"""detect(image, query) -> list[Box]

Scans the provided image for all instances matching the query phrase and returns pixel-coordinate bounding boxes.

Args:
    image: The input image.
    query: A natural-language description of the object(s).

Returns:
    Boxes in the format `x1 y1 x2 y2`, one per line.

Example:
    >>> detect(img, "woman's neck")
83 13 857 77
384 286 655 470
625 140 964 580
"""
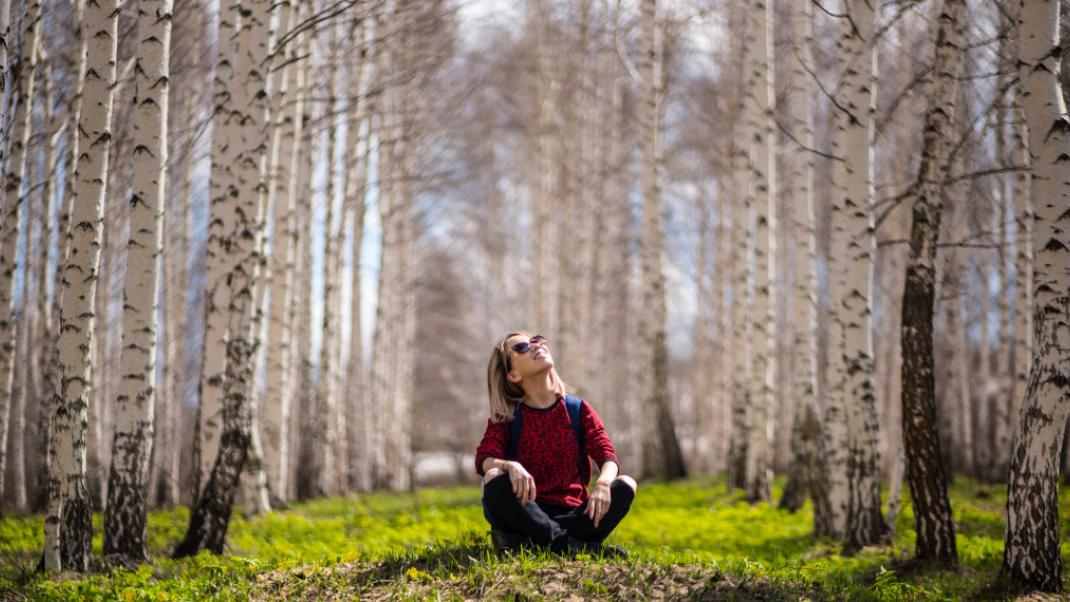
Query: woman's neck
521 372 559 409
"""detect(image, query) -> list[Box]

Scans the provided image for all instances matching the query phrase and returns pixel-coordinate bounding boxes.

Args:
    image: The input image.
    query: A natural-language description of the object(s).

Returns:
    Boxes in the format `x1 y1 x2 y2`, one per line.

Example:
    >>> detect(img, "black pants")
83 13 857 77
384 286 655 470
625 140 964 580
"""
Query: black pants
481 473 634 552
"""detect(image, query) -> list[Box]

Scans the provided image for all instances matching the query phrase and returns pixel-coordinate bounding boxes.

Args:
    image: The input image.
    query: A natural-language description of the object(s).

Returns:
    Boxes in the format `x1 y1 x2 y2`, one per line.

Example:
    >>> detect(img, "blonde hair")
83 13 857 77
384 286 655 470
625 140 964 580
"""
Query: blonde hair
486 330 568 423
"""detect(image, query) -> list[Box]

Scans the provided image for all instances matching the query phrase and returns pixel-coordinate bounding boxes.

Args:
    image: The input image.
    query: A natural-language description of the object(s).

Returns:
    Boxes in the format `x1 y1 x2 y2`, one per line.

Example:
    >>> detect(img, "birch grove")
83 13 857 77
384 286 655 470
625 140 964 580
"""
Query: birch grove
0 0 1064 592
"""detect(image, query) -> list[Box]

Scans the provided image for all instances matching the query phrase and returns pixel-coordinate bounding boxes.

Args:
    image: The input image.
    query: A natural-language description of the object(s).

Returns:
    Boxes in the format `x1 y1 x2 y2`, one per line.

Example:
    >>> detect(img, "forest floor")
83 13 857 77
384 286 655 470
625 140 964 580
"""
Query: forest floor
1 478 1068 600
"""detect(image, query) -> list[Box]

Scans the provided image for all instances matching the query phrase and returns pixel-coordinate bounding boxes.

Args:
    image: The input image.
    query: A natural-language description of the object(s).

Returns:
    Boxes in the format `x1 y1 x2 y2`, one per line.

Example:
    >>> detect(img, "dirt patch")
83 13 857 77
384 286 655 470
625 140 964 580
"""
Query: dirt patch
250 559 830 601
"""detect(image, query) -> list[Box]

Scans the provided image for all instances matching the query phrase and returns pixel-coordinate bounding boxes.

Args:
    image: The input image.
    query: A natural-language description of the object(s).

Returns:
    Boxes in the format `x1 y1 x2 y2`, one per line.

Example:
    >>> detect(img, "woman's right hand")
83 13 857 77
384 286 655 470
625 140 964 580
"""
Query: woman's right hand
504 461 536 504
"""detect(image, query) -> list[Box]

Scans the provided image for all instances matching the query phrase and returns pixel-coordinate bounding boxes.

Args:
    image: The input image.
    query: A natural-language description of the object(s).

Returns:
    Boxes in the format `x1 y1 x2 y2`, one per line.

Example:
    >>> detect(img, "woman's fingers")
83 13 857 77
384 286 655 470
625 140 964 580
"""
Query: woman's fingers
526 477 537 504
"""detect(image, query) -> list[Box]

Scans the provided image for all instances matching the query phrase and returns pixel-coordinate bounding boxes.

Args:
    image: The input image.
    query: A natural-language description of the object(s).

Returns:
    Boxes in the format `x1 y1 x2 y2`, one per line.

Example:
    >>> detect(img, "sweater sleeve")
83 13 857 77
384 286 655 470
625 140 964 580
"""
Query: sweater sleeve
580 399 618 468
474 417 509 476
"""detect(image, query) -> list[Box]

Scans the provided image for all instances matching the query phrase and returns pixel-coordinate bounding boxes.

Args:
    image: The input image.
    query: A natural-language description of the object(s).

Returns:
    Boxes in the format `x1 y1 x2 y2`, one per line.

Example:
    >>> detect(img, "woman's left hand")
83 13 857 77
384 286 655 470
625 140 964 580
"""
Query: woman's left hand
586 481 612 528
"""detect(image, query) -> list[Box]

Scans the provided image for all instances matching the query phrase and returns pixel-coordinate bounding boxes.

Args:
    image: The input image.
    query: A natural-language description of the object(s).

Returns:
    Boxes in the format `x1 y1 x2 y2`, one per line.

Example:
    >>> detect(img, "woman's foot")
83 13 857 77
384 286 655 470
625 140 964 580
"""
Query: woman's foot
563 537 629 559
490 529 529 553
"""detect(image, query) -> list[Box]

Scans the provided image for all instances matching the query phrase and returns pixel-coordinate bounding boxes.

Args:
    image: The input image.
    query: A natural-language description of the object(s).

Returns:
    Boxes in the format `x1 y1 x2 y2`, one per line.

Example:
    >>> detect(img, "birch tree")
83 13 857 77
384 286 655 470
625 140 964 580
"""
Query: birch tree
1002 0 1070 591
637 0 685 481
342 11 370 492
0 0 40 509
317 21 342 495
44 0 120 572
175 0 273 556
741 0 774 503
263 0 300 502
725 3 750 489
899 0 965 566
779 0 832 533
103 0 173 561
835 0 885 549
193 0 241 501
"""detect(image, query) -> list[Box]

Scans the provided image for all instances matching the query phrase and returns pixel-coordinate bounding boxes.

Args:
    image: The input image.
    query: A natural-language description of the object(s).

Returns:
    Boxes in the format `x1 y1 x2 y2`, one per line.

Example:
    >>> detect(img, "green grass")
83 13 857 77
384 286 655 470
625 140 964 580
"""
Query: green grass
1 478 1067 600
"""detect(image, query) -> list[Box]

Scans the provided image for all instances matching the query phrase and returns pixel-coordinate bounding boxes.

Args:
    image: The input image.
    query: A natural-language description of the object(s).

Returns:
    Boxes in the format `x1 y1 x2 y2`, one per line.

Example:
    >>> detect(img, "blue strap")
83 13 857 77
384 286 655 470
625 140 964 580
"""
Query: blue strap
505 395 589 481
505 404 523 460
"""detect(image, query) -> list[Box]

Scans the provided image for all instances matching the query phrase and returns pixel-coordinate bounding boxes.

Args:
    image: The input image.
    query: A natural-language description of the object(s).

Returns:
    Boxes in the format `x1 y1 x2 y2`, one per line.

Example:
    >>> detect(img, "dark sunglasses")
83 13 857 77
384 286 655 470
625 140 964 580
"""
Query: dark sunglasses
510 335 547 355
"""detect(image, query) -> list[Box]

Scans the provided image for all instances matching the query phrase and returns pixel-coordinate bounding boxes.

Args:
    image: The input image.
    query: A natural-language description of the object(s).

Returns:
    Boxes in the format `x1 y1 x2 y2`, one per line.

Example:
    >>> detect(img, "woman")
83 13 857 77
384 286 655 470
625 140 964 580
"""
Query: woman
475 330 637 557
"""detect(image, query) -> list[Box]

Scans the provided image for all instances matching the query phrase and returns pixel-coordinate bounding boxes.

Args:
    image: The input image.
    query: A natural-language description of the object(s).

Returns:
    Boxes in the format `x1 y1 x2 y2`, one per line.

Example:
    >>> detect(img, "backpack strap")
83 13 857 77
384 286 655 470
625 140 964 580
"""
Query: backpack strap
504 395 590 481
564 394 591 482
505 403 523 460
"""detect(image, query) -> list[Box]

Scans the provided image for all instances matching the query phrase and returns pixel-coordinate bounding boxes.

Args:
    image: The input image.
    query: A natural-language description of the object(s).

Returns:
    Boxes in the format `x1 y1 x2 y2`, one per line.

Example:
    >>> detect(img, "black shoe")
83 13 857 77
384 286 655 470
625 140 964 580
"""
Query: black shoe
598 543 629 559
562 537 629 560
490 530 528 553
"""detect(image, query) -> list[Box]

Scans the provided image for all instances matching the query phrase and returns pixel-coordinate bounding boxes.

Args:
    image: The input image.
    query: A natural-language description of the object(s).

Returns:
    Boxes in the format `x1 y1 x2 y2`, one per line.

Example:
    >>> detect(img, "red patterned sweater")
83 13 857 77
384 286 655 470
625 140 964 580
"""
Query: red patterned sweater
475 396 618 508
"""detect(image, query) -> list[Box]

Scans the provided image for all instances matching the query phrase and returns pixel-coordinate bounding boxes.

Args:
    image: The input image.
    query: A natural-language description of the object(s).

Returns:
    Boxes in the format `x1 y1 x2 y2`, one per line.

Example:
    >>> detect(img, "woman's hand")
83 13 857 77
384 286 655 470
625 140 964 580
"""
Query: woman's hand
504 461 537 504
586 480 612 528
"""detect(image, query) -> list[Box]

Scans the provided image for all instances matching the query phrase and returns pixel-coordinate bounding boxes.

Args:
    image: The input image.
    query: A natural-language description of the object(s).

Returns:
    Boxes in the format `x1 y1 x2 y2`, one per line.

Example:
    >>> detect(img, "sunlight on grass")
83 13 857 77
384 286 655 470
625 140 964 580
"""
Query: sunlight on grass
2 477 1068 600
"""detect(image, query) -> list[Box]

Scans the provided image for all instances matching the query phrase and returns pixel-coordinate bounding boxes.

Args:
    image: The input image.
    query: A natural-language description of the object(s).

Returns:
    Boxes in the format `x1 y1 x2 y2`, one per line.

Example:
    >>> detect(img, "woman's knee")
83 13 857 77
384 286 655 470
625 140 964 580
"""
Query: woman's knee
615 475 637 494
484 467 506 484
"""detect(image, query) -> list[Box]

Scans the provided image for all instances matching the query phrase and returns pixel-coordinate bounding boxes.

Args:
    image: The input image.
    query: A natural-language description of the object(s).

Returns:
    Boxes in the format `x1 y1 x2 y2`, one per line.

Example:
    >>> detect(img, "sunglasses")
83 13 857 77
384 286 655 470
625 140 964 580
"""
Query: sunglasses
510 335 547 355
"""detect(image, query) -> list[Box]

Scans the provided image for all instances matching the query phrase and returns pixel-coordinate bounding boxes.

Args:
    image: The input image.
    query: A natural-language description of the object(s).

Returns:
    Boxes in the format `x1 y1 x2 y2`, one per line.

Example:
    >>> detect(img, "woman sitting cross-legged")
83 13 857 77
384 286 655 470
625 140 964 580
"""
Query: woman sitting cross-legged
475 330 637 558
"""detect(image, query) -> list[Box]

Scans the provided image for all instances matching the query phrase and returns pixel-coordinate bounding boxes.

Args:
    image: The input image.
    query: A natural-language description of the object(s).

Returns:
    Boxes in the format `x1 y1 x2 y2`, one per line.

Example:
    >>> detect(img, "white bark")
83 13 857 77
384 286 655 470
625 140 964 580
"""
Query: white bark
742 0 774 503
263 0 300 502
1003 0 1070 591
44 0 86 570
318 24 341 495
636 0 684 480
822 0 854 537
46 0 120 572
175 0 273 555
836 0 884 548
1010 87 1033 450
0 0 40 509
342 12 370 492
103 0 172 559
194 0 241 501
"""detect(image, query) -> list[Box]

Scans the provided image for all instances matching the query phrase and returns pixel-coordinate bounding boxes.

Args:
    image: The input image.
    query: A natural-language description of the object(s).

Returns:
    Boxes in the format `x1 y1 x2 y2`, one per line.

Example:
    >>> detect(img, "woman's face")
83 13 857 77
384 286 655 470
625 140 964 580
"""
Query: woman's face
505 332 554 382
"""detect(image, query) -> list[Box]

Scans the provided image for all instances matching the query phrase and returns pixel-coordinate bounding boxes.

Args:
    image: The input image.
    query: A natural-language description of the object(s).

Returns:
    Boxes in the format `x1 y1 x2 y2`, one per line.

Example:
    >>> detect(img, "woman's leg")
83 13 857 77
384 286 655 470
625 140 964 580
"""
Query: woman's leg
481 471 572 551
554 476 636 544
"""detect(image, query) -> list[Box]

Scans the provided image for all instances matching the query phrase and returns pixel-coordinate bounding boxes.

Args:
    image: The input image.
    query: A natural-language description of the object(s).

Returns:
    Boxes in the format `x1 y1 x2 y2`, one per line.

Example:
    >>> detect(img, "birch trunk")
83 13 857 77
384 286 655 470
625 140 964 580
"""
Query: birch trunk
103 0 173 560
342 12 369 492
743 0 774 503
723 1 750 488
899 0 965 566
175 0 272 556
45 0 120 572
0 0 40 510
780 0 832 533
637 0 685 481
44 0 86 564
726 65 750 491
263 0 300 502
836 0 885 549
193 0 241 502
991 64 1013 480
1002 0 1070 591
1010 86 1032 464
317 27 340 494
